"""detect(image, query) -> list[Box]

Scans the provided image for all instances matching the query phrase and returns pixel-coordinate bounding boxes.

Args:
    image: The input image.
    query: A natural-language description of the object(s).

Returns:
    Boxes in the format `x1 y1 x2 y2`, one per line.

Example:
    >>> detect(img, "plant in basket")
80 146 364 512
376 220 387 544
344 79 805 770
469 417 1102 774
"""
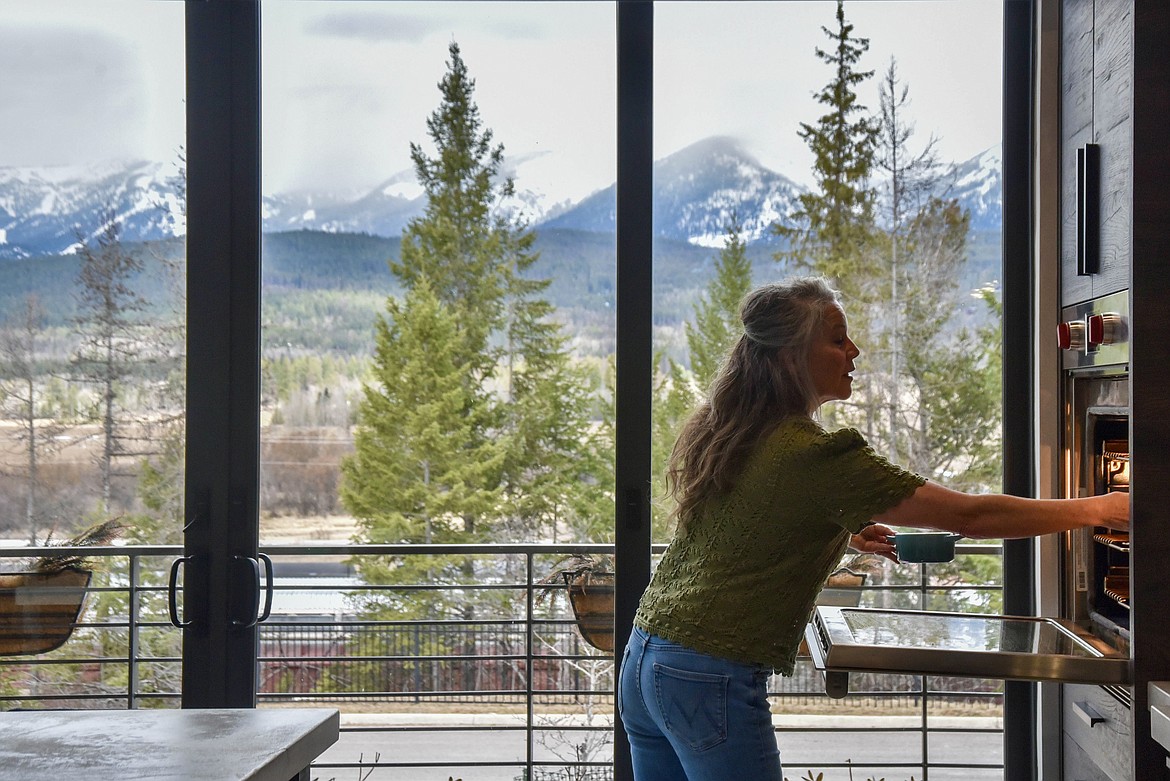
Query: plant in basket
0 519 125 656
536 553 615 653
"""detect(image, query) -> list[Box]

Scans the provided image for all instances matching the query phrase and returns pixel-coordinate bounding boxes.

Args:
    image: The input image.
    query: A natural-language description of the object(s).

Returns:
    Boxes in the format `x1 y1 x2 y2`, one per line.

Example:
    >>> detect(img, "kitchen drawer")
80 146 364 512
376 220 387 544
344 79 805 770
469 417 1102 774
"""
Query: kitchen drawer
1152 682 1170 770
1063 683 1132 781
1064 732 1116 781
1152 683 1170 753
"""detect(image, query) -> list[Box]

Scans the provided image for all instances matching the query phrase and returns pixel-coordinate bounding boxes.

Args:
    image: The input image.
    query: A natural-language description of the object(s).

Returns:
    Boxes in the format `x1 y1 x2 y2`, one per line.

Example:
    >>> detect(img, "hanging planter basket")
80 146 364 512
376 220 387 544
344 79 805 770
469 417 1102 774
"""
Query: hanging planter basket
0 567 92 656
563 570 615 653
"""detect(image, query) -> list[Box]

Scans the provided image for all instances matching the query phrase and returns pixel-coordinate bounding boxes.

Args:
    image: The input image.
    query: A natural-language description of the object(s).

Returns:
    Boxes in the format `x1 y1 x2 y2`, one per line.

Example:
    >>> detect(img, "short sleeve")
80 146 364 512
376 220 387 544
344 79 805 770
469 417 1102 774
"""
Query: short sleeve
798 426 926 533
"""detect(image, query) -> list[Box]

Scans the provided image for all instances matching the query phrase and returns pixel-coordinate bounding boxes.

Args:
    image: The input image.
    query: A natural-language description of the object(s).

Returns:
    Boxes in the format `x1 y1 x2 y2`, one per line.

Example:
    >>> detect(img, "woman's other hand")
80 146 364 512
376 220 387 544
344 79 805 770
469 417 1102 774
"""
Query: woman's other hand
850 523 898 563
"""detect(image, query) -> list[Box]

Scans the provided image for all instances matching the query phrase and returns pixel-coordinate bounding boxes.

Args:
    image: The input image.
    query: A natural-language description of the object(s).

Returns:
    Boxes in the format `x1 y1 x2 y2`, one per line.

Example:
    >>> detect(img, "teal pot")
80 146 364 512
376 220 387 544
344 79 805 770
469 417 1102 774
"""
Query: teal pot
892 532 963 563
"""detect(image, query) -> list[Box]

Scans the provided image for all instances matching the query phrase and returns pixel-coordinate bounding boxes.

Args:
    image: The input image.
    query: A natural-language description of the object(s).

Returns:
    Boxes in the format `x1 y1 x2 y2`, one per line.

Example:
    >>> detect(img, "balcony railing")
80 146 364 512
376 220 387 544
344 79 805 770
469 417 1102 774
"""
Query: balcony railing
0 542 1006 781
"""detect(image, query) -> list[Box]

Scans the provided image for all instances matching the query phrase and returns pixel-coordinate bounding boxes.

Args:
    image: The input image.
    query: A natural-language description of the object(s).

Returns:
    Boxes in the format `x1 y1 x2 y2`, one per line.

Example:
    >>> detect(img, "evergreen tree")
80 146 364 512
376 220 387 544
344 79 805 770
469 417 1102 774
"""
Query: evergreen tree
875 56 943 462
342 40 610 619
0 295 66 542
650 357 697 543
70 209 148 516
564 356 615 543
499 292 610 543
896 204 997 486
877 58 943 233
774 0 881 306
340 278 504 617
653 217 757 542
392 41 518 374
872 60 999 490
685 216 754 391
859 63 1002 610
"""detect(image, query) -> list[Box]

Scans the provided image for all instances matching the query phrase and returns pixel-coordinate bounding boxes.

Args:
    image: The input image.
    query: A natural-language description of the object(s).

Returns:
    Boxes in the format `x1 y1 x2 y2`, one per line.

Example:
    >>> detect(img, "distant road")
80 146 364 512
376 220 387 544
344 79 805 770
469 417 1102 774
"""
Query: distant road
307 713 1004 781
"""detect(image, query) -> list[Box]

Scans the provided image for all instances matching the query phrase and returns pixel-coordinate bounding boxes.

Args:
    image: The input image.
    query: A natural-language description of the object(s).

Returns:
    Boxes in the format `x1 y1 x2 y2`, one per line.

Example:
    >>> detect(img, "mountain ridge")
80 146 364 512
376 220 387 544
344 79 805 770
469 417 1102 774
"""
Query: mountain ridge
0 135 1002 260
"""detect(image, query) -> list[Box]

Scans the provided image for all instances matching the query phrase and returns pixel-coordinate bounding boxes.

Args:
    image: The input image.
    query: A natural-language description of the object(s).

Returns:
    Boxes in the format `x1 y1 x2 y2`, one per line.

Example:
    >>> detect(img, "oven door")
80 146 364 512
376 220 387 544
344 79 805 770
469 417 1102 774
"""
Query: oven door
805 606 1131 698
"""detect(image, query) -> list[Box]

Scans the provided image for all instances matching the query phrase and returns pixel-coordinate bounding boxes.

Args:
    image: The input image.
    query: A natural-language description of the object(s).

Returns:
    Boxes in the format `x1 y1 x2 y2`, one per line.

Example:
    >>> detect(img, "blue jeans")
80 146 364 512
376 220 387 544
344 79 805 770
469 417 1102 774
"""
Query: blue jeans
618 625 783 781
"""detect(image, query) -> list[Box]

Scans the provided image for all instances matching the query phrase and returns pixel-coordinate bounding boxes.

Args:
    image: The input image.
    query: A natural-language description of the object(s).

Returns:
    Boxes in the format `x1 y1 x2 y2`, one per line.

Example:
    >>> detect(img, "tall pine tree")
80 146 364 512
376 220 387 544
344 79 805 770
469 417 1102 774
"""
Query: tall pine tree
651 218 756 542
685 216 754 391
341 279 504 617
341 42 610 619
774 0 881 307
875 56 943 462
71 210 149 516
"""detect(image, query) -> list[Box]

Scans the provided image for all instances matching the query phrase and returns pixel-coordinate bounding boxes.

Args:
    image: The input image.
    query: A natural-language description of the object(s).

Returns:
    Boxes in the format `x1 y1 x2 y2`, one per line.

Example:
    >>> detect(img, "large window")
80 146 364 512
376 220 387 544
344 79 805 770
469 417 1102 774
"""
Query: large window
258 1 617 548
259 3 618 776
0 1 1014 778
651 0 1004 539
0 0 186 706
0 0 186 545
651 3 1005 778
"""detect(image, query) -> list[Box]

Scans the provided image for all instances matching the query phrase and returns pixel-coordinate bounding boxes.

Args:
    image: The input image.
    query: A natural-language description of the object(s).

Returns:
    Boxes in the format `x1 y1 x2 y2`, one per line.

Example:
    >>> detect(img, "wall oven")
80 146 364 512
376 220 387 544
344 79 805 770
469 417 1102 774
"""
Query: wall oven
1058 290 1135 781
1060 290 1130 667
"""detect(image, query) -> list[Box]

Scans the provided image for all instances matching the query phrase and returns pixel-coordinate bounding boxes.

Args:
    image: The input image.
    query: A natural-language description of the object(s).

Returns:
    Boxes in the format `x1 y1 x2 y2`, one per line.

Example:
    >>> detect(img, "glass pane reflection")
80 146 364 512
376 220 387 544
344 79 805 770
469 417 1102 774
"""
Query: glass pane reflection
841 611 1096 657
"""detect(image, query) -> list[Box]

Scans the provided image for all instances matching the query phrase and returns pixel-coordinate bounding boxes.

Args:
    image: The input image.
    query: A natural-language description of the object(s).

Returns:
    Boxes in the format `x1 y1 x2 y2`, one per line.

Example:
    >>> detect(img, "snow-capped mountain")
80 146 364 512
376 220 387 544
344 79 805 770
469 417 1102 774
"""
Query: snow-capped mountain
0 160 185 259
0 137 1003 260
946 145 1002 232
542 136 807 246
262 169 421 237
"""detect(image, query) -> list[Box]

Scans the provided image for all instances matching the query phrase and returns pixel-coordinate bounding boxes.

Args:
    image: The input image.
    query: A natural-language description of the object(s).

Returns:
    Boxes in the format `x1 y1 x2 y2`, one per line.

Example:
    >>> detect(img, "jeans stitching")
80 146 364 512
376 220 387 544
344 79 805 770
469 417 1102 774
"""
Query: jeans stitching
652 662 728 752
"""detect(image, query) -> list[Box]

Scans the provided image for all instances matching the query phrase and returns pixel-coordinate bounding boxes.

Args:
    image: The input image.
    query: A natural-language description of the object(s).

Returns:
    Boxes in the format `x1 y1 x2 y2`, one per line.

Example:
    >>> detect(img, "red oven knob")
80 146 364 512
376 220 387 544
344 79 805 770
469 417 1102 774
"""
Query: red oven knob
1058 320 1085 351
1086 312 1124 347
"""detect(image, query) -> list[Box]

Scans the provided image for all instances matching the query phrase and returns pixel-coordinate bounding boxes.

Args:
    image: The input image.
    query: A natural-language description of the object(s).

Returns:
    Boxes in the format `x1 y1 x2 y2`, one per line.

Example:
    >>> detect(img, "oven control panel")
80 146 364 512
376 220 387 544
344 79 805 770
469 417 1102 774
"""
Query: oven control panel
1059 289 1130 370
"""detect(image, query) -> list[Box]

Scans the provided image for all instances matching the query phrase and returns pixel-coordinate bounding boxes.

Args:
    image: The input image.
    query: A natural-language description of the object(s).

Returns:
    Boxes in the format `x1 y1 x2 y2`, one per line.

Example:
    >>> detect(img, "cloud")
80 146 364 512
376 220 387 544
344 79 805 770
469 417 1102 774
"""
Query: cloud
306 7 544 44
308 11 450 43
0 26 146 167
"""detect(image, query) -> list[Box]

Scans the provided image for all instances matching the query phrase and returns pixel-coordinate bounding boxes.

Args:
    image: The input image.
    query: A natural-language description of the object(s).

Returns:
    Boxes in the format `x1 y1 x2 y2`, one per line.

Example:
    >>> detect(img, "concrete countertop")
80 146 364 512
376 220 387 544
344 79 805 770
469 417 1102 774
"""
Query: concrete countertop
0 707 339 780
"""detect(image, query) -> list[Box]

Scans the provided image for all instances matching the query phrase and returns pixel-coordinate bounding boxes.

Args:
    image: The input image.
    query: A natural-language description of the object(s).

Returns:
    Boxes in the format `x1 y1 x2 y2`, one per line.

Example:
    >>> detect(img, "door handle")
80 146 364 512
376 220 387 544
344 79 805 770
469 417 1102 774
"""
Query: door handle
1077 142 1100 276
231 555 261 628
257 553 274 623
230 554 275 627
167 556 193 628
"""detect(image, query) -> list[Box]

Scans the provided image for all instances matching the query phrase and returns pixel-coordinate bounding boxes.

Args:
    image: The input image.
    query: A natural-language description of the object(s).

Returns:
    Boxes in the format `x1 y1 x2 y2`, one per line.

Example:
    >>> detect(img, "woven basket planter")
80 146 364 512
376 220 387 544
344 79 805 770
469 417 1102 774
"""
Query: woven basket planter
564 570 615 653
0 567 92 656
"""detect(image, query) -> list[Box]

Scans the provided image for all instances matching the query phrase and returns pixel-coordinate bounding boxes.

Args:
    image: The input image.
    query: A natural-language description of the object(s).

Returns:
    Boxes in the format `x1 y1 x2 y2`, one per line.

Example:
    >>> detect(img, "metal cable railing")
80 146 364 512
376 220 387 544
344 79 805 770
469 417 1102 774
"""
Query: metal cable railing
0 542 1006 780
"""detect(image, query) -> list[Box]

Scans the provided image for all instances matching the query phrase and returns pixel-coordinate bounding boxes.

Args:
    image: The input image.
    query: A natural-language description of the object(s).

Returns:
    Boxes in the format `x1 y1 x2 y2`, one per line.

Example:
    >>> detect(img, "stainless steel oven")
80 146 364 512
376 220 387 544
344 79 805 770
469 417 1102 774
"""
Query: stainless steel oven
1058 290 1135 781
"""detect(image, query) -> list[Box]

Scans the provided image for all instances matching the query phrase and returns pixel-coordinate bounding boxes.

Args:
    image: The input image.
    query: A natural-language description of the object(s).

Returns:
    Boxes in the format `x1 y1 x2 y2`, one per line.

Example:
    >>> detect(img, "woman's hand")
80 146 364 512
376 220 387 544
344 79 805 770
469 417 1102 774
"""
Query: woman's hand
1094 491 1130 531
850 523 898 563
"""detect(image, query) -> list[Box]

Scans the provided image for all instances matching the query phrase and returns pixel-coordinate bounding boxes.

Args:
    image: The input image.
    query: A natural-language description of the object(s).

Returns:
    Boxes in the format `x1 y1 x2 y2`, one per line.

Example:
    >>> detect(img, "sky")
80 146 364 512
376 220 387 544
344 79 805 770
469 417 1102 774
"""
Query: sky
0 0 1002 205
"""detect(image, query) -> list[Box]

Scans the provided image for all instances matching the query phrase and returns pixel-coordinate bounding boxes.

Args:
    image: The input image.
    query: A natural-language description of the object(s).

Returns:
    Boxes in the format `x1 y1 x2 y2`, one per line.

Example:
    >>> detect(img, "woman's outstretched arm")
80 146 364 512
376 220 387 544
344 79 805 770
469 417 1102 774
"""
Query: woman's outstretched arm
872 480 1129 539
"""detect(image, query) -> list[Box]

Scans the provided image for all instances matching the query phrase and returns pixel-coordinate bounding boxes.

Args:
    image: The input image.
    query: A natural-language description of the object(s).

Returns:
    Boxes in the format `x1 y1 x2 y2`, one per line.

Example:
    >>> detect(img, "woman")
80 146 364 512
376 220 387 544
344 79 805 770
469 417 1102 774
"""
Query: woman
617 276 1128 781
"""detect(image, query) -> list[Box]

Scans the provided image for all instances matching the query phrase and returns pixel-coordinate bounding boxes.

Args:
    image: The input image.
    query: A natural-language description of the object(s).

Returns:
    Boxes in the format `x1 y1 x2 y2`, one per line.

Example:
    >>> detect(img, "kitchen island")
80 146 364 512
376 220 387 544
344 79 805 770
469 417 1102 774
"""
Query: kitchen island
0 707 339 780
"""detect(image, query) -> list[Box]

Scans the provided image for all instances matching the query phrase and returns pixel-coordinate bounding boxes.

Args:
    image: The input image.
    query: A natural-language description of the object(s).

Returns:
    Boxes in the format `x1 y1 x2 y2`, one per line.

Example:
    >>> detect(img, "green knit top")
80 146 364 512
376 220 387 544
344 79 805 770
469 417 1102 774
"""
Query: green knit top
634 415 925 675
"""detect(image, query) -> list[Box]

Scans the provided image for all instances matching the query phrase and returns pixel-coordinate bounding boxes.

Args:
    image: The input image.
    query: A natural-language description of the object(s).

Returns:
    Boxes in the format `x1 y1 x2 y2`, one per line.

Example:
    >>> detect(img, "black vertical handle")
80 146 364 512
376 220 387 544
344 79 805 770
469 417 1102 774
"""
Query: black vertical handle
256 552 274 624
167 556 193 628
1077 142 1100 276
228 554 274 628
231 555 261 628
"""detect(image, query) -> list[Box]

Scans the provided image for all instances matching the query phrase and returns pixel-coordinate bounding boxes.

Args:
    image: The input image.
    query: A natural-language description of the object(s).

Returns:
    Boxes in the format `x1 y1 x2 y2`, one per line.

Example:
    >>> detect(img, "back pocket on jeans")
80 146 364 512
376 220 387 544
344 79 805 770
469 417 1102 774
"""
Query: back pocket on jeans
652 663 728 751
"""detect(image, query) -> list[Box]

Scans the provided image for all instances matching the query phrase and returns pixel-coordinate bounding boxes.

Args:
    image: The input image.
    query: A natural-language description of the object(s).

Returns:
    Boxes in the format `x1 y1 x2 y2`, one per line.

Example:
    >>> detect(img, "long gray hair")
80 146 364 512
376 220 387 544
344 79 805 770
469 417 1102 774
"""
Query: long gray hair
667 276 841 529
